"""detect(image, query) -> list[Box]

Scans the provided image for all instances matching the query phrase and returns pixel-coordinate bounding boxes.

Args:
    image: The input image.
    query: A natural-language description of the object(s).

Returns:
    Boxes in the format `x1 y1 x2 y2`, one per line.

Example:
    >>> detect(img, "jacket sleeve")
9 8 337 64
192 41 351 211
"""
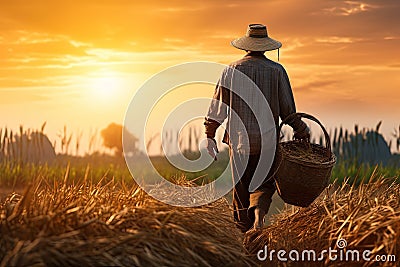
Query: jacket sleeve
204 79 229 138
278 67 307 133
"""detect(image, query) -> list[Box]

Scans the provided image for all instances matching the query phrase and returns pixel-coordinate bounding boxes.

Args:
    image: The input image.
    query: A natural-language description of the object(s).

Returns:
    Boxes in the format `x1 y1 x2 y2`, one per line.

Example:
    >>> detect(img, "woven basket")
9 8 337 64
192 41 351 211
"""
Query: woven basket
274 113 336 207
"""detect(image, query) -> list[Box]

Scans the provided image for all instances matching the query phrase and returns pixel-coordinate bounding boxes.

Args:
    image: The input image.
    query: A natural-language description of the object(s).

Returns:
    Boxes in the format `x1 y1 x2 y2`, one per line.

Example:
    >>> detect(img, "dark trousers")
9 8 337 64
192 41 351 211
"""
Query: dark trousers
230 151 276 233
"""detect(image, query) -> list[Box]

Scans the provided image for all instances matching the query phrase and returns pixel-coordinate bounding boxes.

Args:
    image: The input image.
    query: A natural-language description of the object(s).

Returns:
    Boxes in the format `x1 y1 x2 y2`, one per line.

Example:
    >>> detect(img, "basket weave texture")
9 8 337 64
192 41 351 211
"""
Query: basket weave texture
274 113 336 207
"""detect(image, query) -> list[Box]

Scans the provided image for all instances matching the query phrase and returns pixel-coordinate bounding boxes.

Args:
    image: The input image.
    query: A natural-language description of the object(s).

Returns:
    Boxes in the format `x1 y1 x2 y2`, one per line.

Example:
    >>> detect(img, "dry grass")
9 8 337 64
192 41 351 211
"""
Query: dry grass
0 177 255 267
280 141 333 164
244 176 400 266
1 164 399 266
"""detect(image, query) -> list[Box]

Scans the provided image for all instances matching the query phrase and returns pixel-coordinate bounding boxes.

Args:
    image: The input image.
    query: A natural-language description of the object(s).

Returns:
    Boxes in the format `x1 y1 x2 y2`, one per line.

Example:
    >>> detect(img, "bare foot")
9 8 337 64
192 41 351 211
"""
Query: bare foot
253 207 266 230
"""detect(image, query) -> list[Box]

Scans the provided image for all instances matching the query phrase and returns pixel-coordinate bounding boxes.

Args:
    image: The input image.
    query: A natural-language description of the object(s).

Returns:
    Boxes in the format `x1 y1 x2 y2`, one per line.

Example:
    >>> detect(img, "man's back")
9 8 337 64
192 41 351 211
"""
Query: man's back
209 51 299 153
228 51 296 129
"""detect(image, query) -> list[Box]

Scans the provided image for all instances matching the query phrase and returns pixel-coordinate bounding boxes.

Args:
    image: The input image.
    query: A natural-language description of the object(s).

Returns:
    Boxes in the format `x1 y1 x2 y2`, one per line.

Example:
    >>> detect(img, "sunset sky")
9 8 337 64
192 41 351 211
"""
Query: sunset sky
0 0 399 154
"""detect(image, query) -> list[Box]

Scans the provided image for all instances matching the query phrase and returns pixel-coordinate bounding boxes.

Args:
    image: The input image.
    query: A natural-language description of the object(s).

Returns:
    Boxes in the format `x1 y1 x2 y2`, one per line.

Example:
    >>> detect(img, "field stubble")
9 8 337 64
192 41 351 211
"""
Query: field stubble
0 172 255 266
0 162 399 266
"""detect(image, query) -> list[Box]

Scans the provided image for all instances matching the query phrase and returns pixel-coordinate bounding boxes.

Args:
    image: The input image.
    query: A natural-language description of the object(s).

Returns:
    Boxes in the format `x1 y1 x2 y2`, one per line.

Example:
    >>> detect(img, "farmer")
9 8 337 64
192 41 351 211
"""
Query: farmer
204 24 309 233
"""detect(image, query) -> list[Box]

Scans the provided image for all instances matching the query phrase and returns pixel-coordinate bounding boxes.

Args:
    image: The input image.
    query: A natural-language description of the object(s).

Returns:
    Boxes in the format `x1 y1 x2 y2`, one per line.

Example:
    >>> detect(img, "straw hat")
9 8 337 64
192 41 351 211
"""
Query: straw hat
231 24 282 52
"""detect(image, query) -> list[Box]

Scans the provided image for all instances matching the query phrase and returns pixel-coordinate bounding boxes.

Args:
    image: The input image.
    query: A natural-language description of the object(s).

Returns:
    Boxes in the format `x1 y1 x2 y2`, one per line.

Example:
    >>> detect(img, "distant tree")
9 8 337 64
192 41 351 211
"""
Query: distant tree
100 123 139 156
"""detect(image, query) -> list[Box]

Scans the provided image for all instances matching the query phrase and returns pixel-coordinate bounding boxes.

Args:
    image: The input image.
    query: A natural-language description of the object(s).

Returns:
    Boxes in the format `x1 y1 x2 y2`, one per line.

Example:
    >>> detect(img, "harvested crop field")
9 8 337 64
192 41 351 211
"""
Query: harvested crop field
0 178 254 266
1 172 399 266
244 176 400 266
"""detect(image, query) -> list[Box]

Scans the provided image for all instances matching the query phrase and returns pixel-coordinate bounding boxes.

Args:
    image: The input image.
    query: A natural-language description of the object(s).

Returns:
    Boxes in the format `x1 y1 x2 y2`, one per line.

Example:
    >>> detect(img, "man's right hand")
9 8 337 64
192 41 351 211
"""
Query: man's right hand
206 138 219 160
294 126 310 140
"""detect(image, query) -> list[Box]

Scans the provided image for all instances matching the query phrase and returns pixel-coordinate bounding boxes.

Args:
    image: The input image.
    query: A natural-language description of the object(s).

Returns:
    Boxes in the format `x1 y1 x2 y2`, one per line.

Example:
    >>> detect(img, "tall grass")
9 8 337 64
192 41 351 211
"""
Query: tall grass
1 121 399 188
0 123 52 164
147 125 203 156
0 160 134 189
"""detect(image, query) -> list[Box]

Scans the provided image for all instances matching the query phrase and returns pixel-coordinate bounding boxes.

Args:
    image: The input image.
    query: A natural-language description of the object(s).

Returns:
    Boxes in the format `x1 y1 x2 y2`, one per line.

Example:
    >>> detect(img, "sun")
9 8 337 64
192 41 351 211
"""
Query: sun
91 76 122 99
86 71 124 102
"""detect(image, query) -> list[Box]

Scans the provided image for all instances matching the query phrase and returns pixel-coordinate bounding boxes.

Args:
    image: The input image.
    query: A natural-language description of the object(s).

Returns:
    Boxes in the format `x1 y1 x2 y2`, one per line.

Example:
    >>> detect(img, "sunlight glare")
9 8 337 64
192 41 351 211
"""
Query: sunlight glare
91 76 122 100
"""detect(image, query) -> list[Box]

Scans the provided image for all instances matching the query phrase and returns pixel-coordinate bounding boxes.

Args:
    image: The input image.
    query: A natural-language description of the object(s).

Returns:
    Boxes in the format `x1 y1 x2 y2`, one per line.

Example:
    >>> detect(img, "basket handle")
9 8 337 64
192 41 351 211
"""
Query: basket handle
279 113 332 153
